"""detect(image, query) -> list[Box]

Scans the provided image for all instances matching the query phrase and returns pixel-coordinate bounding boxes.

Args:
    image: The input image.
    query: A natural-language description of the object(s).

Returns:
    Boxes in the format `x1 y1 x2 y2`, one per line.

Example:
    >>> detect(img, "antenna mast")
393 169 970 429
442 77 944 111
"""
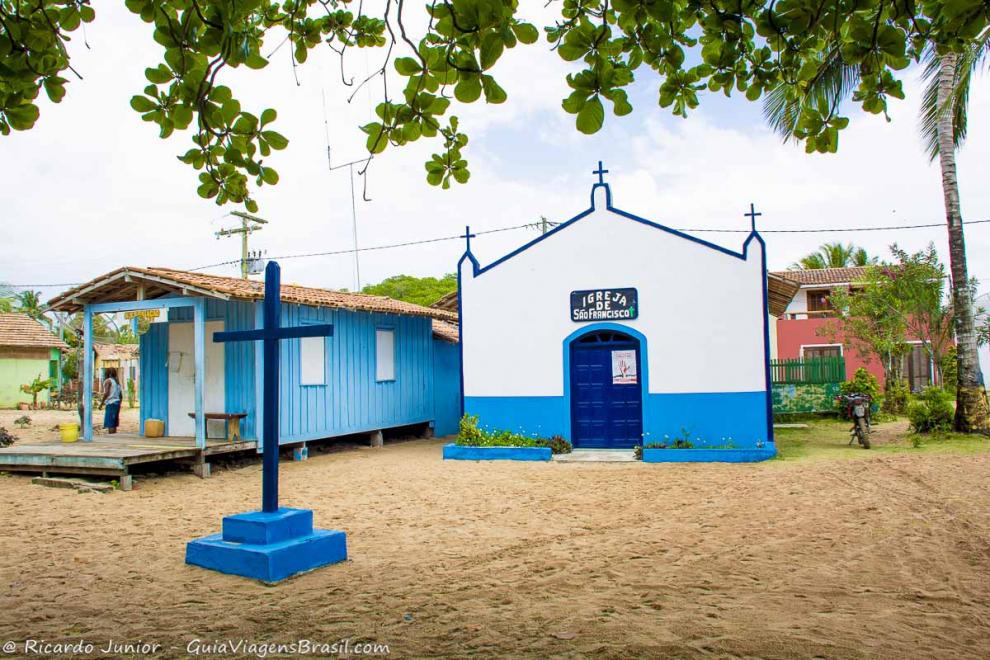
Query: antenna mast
323 87 366 292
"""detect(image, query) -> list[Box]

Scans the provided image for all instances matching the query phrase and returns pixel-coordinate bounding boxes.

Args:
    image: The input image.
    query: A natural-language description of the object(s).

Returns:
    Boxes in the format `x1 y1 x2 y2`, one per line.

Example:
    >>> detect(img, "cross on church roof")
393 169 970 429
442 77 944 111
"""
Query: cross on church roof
593 161 609 185
745 203 762 231
461 225 477 252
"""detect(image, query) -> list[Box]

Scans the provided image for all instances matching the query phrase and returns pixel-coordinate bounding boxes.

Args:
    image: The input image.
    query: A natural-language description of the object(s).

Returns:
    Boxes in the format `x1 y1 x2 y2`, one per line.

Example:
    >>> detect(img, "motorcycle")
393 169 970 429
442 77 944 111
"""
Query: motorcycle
837 393 872 449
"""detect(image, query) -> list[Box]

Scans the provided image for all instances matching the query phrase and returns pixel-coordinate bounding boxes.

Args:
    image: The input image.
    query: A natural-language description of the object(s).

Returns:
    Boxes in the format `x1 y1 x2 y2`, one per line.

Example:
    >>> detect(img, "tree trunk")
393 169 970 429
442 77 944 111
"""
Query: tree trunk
935 53 990 431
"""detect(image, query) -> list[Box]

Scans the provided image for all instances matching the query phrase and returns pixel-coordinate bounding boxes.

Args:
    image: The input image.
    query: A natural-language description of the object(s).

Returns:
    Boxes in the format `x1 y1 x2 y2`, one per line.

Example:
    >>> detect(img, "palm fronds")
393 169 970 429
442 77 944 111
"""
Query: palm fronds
920 33 989 162
763 45 860 142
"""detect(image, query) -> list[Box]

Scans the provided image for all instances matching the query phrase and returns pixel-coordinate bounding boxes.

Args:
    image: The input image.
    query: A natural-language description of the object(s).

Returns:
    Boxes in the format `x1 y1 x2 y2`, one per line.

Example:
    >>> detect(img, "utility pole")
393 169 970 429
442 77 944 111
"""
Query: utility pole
540 215 549 234
216 211 268 279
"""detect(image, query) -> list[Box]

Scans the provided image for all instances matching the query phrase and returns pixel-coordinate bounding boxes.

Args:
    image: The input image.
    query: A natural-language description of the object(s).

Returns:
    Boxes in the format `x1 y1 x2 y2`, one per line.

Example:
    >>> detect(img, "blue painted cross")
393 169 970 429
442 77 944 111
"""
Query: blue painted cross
745 203 762 231
213 261 334 513
593 161 609 184
461 225 477 252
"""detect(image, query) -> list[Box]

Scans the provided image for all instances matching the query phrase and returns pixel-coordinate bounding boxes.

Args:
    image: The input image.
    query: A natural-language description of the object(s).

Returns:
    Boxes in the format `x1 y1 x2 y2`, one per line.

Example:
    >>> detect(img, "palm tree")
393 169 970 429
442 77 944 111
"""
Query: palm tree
919 39 990 431
790 242 876 270
16 290 47 324
764 37 989 431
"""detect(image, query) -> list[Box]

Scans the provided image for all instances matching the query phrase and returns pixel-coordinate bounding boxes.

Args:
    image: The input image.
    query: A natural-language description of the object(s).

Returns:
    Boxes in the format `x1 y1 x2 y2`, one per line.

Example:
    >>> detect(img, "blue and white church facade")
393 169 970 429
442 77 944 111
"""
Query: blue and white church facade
458 166 775 457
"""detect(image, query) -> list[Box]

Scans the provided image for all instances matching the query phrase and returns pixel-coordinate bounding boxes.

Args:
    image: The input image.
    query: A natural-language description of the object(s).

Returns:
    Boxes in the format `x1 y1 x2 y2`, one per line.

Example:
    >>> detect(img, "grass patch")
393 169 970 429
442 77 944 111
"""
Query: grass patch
773 417 990 462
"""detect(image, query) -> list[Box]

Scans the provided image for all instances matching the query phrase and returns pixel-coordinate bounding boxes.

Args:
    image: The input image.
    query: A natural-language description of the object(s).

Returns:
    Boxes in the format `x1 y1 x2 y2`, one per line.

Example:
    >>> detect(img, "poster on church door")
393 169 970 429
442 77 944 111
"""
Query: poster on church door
611 350 637 384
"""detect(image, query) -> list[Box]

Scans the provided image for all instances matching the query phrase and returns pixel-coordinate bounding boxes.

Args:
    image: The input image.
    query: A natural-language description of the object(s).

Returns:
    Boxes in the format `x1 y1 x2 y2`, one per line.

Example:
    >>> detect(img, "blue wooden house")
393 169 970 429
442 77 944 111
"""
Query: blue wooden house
48 267 461 451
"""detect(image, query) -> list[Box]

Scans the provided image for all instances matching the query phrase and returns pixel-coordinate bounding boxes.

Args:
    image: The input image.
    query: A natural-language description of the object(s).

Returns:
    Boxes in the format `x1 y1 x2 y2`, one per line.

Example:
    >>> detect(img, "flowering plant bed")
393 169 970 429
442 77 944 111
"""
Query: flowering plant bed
446 416 569 461
641 447 776 463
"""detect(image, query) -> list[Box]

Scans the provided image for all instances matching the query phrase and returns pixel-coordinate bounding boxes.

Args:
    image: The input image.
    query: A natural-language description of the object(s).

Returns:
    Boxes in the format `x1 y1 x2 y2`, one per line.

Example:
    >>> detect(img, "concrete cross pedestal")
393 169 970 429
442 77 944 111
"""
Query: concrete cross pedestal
185 261 347 583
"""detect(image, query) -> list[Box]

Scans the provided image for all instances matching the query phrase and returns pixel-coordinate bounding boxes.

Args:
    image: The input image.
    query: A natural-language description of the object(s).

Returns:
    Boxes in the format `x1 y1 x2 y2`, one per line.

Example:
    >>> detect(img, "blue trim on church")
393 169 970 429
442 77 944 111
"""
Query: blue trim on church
464 391 773 450
474 181 764 278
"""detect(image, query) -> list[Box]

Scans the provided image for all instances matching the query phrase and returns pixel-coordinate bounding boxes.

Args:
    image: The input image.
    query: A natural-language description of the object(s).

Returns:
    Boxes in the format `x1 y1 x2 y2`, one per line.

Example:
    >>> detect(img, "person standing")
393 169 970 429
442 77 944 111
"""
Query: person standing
99 367 123 434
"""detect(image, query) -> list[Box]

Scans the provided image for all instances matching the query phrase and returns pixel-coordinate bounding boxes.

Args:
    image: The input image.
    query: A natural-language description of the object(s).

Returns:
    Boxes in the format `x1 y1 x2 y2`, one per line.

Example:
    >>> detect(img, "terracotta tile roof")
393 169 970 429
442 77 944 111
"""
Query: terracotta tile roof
771 267 869 286
766 274 800 318
0 313 69 350
432 291 458 313
432 319 459 343
47 266 458 322
94 342 140 361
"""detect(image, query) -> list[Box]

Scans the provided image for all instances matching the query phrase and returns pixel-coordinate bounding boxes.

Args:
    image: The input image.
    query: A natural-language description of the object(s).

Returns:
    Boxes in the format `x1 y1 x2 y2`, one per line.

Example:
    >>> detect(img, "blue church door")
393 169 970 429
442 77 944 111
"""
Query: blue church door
569 330 643 448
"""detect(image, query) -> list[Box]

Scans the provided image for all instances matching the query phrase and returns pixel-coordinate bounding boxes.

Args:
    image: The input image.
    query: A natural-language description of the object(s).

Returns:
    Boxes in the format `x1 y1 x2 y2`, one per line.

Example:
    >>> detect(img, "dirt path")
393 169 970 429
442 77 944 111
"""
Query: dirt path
1 439 989 658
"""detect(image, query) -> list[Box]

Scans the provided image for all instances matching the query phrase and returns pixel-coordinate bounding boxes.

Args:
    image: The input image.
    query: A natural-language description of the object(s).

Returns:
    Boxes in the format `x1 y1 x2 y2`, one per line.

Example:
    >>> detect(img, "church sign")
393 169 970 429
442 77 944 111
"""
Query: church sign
570 288 638 322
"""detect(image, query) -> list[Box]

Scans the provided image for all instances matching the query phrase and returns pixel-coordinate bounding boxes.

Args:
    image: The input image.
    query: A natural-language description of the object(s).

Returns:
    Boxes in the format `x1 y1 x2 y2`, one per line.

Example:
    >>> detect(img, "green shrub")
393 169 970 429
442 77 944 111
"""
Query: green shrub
837 368 882 418
883 379 910 415
458 414 487 445
839 367 881 400
633 445 643 460
638 441 692 453
941 345 958 393
0 427 13 448
541 435 572 455
907 387 954 434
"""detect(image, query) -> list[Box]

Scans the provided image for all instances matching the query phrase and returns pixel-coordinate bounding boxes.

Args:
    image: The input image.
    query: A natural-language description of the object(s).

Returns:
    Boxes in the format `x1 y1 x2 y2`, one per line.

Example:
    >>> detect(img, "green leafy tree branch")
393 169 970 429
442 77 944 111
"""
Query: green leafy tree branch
2 0 989 207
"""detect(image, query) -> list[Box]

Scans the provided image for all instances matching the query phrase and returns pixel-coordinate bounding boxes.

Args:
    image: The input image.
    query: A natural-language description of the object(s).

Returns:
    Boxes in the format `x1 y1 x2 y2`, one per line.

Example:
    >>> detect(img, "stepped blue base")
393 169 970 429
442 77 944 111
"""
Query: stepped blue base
443 443 552 461
186 507 346 583
642 447 776 463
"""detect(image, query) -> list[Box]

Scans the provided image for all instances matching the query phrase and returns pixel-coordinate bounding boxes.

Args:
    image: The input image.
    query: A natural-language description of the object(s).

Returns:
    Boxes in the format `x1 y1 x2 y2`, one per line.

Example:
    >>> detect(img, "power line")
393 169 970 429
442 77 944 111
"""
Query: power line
8 217 990 288
685 219 990 234
188 216 990 270
187 222 541 272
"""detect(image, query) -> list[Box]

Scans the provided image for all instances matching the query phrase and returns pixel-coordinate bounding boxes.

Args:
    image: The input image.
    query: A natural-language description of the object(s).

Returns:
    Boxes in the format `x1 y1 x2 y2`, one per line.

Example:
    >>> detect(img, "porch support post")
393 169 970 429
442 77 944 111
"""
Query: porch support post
194 297 206 449
83 306 94 441
254 301 264 451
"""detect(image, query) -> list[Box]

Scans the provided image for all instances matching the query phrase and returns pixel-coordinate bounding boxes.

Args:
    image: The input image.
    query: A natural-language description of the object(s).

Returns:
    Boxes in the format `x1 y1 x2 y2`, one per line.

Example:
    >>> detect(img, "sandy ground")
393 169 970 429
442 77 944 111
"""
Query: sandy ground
1 430 989 657
0 407 141 443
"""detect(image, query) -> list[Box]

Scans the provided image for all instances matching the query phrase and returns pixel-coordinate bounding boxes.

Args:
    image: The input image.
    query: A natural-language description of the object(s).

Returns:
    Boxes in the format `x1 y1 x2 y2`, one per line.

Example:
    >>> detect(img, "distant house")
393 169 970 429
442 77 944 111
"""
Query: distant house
0 313 69 408
94 342 141 391
774 267 934 390
48 267 462 443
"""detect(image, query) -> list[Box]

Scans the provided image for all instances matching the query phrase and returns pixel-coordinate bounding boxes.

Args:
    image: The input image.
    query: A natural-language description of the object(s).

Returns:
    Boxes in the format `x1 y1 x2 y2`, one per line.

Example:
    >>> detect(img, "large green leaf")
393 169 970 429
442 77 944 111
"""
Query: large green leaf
576 95 605 134
454 76 482 103
480 33 504 70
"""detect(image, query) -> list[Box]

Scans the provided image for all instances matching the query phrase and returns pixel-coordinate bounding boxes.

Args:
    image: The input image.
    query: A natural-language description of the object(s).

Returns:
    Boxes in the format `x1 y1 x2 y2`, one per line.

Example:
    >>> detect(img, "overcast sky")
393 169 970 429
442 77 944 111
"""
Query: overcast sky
2 3 988 302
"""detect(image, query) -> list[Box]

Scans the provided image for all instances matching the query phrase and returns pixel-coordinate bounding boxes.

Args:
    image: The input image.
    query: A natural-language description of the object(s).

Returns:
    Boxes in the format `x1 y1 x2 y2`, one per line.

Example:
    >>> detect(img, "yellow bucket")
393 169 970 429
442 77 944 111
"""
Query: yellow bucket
144 419 165 438
59 423 79 443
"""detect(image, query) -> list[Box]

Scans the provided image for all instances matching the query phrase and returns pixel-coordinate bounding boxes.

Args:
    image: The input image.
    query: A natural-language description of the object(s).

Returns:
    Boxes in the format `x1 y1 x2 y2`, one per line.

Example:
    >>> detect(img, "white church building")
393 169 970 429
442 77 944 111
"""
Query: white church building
457 165 775 459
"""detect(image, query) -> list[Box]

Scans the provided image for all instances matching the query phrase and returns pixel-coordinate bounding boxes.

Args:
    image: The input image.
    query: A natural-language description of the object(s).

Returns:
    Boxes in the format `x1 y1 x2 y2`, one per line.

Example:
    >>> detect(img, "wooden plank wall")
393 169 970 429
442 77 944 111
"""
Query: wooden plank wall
432 339 461 437
144 299 438 444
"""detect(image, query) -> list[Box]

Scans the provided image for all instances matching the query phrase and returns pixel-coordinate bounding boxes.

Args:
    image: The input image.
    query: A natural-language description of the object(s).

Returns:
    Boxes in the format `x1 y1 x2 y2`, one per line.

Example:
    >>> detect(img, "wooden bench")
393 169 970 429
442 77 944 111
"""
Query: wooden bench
187 412 248 442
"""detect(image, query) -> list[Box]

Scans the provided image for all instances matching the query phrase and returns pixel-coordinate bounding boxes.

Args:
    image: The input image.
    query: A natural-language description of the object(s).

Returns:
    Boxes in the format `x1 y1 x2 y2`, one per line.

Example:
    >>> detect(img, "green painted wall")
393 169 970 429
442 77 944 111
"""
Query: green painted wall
0 358 51 408
772 382 841 415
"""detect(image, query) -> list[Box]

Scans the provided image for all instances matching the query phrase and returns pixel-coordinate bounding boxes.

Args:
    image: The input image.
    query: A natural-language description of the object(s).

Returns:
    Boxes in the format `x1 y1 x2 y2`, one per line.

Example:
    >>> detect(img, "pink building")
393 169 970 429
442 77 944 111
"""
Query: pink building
773 267 935 391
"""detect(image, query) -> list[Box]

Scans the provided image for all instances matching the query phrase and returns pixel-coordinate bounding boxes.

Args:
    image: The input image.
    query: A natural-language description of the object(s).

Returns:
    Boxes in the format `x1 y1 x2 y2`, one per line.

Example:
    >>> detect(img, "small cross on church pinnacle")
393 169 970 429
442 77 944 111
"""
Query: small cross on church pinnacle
461 225 477 252
593 161 609 185
745 203 762 231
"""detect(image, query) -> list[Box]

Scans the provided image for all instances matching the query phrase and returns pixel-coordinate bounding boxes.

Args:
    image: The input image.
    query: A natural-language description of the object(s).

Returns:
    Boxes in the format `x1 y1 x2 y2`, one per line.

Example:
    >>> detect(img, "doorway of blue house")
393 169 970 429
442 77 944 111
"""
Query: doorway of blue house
569 329 643 448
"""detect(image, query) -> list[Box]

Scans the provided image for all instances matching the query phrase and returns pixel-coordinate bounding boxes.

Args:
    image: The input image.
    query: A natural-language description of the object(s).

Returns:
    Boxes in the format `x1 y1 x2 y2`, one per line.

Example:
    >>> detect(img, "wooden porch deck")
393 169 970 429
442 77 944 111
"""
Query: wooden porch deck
0 435 257 490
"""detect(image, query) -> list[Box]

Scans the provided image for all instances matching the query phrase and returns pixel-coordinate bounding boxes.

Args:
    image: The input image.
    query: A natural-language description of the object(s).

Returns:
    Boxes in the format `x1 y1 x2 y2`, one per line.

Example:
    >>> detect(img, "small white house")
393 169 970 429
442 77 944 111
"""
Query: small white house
458 166 774 457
